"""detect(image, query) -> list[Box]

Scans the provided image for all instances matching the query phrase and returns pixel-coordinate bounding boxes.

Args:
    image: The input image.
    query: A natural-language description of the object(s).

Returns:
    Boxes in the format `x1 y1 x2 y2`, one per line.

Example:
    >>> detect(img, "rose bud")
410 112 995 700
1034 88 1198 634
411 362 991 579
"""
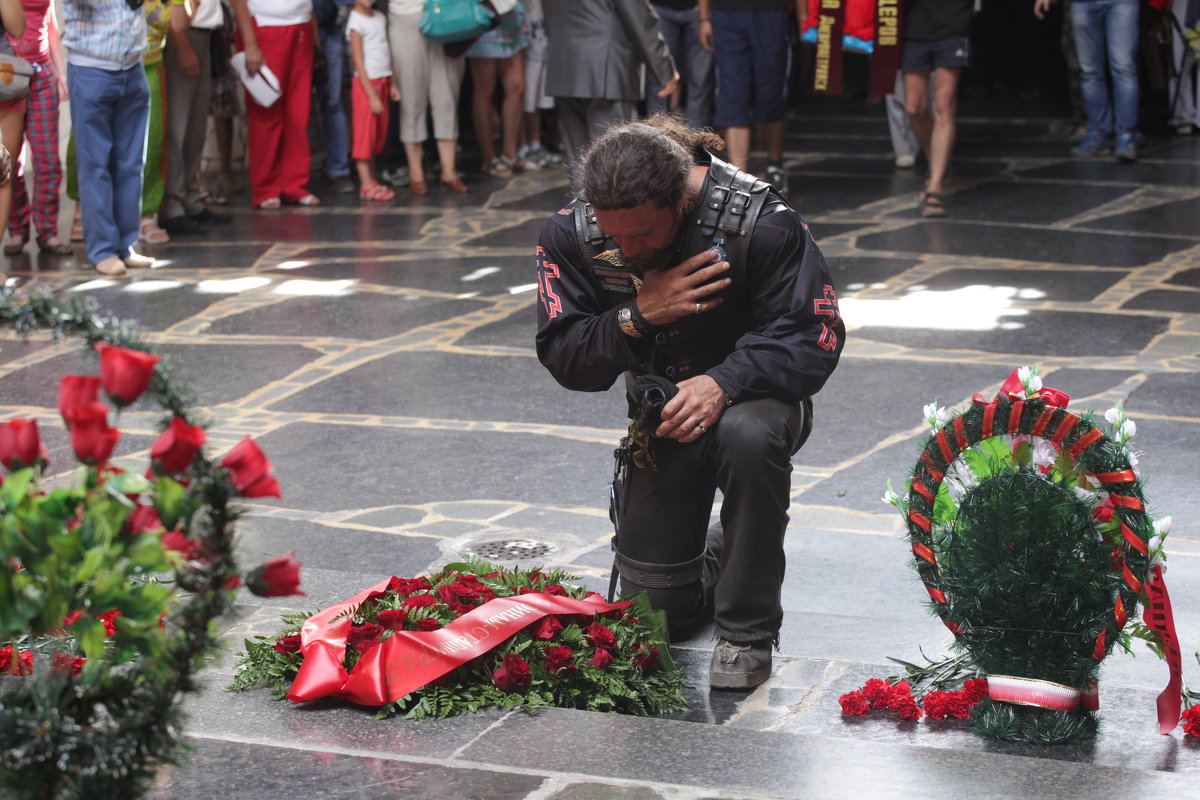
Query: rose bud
492 653 531 692
220 437 282 498
96 342 160 407
584 622 617 650
0 418 48 472
273 634 303 654
246 550 304 597
64 402 120 466
150 416 207 475
57 375 100 427
588 648 615 670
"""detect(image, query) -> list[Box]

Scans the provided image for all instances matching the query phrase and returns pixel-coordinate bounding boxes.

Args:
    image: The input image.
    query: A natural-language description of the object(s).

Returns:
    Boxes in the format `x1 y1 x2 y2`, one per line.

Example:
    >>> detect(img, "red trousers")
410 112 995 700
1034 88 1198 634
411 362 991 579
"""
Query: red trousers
244 21 314 205
351 77 390 160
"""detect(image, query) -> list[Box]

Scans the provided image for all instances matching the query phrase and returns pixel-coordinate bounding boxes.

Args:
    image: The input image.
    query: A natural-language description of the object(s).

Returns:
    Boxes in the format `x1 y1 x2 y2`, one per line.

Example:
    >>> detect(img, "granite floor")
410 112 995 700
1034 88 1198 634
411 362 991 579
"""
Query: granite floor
2 98 1199 800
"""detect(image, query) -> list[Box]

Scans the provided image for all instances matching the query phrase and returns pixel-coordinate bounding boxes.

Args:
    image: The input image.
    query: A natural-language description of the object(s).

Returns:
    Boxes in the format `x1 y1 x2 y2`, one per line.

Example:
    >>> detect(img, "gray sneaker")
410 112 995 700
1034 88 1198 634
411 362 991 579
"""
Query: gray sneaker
709 639 772 689
764 164 788 198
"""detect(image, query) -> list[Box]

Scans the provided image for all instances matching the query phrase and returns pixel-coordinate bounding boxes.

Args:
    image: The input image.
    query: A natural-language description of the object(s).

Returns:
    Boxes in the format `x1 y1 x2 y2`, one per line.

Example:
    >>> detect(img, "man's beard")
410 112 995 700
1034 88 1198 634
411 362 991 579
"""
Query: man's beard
622 215 687 273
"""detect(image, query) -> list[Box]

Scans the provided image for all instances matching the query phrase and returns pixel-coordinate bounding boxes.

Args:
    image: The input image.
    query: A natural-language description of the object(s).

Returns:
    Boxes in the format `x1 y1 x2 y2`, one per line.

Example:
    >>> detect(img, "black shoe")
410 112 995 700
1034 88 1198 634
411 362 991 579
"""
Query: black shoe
189 208 231 224
160 215 208 234
331 176 356 194
709 639 772 690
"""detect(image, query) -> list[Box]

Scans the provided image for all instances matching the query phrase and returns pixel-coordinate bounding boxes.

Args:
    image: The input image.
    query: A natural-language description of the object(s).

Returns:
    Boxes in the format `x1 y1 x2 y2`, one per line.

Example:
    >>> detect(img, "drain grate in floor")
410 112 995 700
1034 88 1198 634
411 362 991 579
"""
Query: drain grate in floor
466 538 555 561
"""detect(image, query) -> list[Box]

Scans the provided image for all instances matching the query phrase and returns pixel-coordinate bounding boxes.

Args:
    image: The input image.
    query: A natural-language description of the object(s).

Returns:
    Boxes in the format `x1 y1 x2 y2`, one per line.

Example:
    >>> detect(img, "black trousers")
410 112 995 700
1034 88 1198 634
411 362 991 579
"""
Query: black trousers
617 396 810 644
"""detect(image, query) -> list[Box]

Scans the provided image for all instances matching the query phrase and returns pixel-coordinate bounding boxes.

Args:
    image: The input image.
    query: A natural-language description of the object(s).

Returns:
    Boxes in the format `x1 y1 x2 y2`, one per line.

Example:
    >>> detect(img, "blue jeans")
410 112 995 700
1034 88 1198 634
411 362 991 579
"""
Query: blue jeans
646 4 715 129
68 63 149 264
1071 0 1139 140
317 24 351 179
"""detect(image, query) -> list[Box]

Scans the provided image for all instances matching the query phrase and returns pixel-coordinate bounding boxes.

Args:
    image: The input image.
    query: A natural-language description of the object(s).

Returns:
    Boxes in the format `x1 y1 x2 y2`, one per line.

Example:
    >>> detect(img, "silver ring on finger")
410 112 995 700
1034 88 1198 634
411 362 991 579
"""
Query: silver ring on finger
695 301 702 314
696 422 706 433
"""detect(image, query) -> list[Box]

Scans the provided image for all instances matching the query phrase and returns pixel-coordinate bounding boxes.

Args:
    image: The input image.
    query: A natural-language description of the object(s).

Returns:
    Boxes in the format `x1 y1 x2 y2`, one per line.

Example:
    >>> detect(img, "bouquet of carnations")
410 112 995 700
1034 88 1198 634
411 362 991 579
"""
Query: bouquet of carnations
229 557 688 720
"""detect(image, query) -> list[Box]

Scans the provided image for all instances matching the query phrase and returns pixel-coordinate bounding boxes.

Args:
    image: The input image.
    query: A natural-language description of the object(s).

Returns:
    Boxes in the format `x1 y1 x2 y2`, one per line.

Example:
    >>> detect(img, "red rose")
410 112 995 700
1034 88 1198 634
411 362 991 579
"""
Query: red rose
57 375 100 425
393 577 431 597
348 624 383 654
414 617 442 631
861 678 892 710
126 504 164 536
438 582 483 606
1182 706 1200 737
98 609 122 636
542 584 568 597
962 678 989 704
492 653 532 691
150 416 206 475
403 594 437 609
543 645 576 674
375 609 408 631
447 601 476 617
64 402 120 465
588 648 615 670
0 418 48 471
528 617 562 640
95 342 160 407
632 644 659 673
273 633 303 654
162 530 200 559
246 550 304 597
220 437 281 499
585 622 617 650
839 691 871 716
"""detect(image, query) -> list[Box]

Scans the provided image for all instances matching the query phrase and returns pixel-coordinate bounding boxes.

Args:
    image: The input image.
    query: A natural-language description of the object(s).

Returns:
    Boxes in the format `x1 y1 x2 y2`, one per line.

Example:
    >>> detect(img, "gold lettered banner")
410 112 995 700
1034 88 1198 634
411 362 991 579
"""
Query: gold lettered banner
868 0 904 97
813 0 847 94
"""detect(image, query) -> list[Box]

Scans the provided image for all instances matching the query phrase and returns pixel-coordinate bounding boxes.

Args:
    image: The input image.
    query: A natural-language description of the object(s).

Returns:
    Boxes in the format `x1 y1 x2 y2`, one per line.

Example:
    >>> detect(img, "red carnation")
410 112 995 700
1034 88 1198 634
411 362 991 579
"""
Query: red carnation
543 645 576 675
98 609 122 636
0 418 48 471
375 609 408 631
348 624 383 654
150 416 206 475
962 678 989 704
492 653 532 691
585 622 617 650
219 437 281 498
246 550 304 597
944 692 971 719
1182 706 1200 737
839 690 871 716
64 402 120 465
895 696 923 721
923 691 950 720
273 634 303 654
528 616 562 640
414 617 442 631
50 653 85 676
403 594 437 609
885 680 914 712
96 342 160 407
57 375 100 425
861 678 892 710
588 648 615 670
0 645 33 675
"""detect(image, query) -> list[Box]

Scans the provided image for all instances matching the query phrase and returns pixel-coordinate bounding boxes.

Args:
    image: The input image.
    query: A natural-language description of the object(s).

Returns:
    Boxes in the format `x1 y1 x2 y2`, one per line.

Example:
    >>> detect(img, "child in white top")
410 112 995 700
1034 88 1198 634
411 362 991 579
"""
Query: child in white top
347 0 400 200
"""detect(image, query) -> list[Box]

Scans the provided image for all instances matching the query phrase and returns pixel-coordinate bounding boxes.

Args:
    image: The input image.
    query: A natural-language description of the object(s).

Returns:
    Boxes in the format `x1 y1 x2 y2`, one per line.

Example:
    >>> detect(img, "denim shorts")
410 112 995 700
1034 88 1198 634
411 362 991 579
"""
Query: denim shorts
900 37 970 72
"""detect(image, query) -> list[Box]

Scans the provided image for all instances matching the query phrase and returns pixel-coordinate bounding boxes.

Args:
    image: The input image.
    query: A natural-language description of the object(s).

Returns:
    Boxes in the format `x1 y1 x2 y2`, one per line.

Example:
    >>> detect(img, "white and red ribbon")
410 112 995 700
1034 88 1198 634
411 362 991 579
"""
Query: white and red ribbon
987 675 1099 712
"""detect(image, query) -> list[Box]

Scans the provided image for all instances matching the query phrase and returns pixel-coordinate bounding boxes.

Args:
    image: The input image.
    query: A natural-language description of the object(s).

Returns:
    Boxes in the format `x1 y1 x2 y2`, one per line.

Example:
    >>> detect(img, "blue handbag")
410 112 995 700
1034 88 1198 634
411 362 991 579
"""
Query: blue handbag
418 0 495 44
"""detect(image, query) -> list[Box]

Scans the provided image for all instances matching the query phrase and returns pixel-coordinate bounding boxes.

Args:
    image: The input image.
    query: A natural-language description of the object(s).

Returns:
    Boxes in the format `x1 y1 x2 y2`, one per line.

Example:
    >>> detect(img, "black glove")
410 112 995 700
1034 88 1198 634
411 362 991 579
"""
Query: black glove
629 376 678 438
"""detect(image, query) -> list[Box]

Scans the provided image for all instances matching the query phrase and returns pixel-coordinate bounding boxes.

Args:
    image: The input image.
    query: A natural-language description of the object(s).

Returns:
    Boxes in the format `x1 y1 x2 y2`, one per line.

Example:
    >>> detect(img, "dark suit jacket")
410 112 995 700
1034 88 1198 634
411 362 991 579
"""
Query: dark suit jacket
543 0 676 101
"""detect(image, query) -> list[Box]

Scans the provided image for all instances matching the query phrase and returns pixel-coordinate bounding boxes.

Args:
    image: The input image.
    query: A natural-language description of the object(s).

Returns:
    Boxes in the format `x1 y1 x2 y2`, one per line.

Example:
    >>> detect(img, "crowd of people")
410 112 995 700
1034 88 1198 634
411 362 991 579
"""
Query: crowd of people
0 0 1196 275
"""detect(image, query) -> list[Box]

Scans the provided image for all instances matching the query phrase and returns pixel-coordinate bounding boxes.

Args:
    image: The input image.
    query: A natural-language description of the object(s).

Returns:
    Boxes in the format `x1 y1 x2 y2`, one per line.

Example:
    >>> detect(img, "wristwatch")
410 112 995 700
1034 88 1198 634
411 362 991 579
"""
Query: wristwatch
617 305 643 338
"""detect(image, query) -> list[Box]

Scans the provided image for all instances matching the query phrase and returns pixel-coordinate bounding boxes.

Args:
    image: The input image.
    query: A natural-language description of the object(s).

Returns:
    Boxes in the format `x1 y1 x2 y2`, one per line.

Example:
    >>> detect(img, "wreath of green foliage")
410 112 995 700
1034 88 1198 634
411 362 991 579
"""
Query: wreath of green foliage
229 555 688 720
0 291 243 799
899 394 1154 744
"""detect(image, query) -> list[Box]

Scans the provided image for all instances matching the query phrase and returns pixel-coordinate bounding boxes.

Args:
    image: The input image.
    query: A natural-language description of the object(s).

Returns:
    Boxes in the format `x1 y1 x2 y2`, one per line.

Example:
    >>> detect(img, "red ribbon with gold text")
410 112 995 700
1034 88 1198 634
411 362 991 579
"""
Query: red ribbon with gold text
288 578 634 706
1144 565 1183 734
868 0 904 97
812 0 847 94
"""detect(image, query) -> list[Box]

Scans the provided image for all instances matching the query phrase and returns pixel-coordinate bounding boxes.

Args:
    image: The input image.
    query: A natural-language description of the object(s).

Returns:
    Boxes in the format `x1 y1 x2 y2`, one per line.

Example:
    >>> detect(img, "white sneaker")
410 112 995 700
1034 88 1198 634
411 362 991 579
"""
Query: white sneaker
124 250 155 269
895 154 916 168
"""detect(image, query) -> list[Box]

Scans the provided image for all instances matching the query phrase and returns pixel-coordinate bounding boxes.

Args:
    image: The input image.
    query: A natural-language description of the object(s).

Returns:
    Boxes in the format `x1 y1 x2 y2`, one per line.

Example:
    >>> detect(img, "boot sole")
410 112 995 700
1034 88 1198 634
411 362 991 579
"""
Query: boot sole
709 664 772 690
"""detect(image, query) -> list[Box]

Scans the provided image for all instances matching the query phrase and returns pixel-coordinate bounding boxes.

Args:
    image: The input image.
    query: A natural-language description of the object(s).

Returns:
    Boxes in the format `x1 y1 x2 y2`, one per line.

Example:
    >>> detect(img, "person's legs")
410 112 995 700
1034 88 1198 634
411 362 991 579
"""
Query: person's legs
317 24 351 181
469 57 502 167
275 23 315 201
645 5 684 115
163 30 200 221
1105 0 1140 145
245 25 286 205
498 51 525 162
1071 0 1114 142
554 96 589 165
429 38 465 182
113 64 151 259
1 111 26 246
69 65 122 264
925 65 961 196
681 6 715 128
25 64 64 246
903 69 933 157
181 28 215 215
887 71 920 164
711 9 754 169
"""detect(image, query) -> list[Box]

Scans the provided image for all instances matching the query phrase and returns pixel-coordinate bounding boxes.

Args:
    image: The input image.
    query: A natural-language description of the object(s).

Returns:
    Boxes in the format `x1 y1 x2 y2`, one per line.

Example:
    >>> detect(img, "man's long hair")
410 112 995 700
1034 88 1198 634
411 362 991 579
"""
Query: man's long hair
577 113 725 211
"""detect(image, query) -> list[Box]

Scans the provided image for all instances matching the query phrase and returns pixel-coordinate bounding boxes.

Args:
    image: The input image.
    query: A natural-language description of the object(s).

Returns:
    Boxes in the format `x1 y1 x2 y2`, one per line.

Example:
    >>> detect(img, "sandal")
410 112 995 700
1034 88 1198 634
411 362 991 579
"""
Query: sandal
70 214 84 241
358 181 395 201
920 192 947 218
39 239 75 255
139 216 170 245
295 193 321 206
410 180 429 196
481 157 512 177
3 237 25 255
199 188 229 206
257 197 282 210
440 176 469 193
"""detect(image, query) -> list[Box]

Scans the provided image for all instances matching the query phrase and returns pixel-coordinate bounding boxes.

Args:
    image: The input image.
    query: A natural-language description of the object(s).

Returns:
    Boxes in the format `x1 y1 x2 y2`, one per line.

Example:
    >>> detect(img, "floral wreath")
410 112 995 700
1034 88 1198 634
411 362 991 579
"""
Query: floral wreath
883 367 1182 744
0 291 298 799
